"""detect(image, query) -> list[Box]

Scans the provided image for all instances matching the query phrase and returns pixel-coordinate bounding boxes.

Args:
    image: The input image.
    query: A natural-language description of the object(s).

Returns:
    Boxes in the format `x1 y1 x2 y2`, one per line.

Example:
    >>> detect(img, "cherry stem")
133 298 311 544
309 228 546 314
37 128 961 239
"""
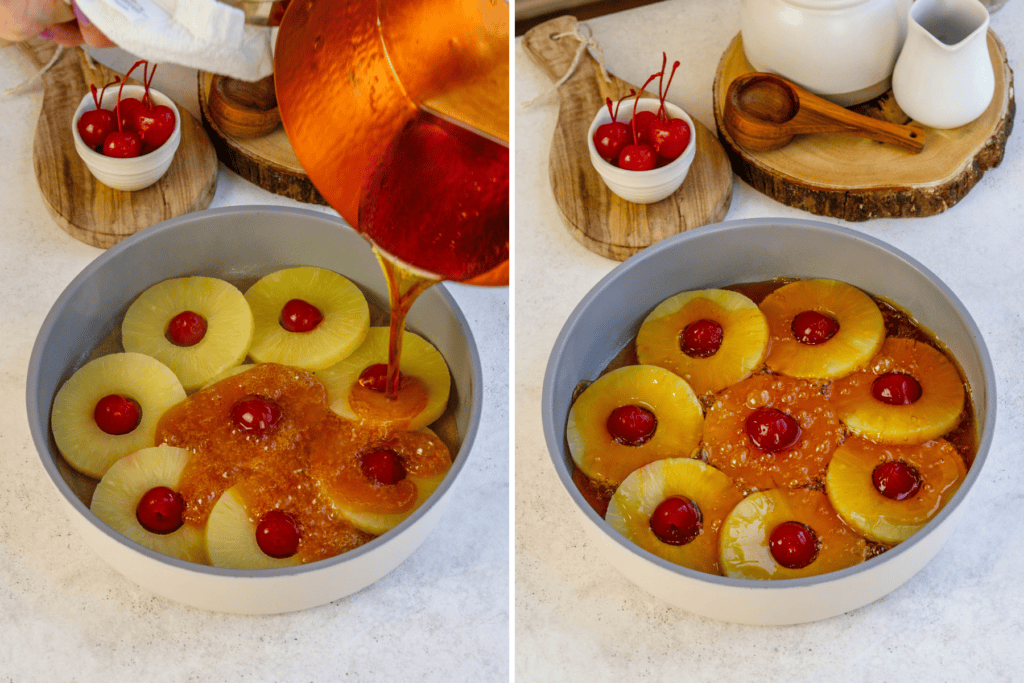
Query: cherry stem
656 52 667 118
659 61 681 119
613 89 635 122
144 62 158 107
90 84 99 109
115 60 146 133
605 97 615 120
631 73 661 144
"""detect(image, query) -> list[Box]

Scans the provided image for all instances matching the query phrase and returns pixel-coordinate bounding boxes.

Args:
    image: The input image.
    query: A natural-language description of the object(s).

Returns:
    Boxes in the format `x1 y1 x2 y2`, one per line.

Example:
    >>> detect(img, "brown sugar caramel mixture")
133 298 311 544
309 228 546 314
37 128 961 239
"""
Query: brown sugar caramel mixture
569 278 978 522
156 363 450 563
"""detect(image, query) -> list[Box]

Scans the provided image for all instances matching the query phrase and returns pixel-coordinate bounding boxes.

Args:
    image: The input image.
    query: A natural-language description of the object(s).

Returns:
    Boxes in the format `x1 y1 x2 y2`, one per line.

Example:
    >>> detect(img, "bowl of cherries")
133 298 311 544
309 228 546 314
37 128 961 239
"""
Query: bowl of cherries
73 60 181 192
588 58 696 204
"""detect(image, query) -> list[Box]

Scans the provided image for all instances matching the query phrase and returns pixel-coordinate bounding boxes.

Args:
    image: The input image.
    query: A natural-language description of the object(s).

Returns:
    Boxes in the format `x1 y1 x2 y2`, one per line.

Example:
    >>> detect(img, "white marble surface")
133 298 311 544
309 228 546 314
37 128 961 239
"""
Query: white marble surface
0 46 508 681
516 1 1024 680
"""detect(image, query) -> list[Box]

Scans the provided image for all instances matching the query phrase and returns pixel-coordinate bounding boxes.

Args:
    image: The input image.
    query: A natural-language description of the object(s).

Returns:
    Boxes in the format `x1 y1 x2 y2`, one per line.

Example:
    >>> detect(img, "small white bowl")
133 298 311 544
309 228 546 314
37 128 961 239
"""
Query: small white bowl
72 84 182 192
587 98 697 204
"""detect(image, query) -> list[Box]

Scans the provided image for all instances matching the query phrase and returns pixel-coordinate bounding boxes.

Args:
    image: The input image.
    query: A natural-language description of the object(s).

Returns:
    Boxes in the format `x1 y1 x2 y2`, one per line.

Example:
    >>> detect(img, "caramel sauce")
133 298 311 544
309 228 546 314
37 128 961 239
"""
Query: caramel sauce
349 376 431 426
570 277 978 520
155 363 450 563
309 416 451 515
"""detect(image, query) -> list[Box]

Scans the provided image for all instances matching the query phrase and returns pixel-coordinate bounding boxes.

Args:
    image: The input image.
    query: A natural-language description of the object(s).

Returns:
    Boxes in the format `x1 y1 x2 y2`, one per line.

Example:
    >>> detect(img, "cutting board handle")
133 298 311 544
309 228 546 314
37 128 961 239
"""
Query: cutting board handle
522 16 602 88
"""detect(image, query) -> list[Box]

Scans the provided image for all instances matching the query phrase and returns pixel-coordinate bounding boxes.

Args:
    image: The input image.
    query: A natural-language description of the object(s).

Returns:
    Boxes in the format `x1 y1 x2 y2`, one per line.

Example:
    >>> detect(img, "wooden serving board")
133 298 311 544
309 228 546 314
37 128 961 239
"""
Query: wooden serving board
522 16 733 261
713 32 1015 221
23 40 218 248
198 71 327 206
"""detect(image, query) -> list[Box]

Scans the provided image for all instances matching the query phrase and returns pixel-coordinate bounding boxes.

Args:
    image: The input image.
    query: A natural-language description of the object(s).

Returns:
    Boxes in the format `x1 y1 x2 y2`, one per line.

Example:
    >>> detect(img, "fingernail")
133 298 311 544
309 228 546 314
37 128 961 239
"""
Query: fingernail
72 2 91 25
39 29 54 39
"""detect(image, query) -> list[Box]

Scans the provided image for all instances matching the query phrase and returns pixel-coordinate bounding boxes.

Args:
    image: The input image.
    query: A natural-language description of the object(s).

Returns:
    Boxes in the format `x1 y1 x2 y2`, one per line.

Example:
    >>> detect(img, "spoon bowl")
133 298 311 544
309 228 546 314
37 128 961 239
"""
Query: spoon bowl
723 73 925 153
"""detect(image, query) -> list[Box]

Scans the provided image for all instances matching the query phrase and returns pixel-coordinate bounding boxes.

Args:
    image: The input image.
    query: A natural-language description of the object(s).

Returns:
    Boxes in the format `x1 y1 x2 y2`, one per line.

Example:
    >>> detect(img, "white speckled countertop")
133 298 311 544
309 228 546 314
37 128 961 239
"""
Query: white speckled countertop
516 0 1024 680
0 47 507 681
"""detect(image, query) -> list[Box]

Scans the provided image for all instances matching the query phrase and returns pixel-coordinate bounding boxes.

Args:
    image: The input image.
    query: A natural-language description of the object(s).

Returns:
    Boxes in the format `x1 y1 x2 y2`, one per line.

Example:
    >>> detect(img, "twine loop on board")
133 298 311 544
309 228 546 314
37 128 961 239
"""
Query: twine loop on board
521 22 611 108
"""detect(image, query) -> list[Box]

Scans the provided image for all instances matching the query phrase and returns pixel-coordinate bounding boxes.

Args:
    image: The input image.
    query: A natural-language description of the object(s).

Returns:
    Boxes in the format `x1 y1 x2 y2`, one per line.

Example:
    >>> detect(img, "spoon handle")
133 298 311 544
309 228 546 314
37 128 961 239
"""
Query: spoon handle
789 80 926 153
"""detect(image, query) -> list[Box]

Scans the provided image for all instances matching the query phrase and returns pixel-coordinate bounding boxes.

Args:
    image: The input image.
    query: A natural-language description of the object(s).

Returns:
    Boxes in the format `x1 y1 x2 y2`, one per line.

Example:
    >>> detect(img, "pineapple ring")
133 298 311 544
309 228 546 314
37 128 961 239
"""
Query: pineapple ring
317 327 451 431
90 445 207 564
636 288 769 395
205 483 303 569
245 267 370 371
566 365 704 486
832 338 966 445
308 418 452 535
606 458 743 575
704 373 844 493
121 276 254 392
719 488 867 580
760 279 886 380
200 363 255 390
51 352 187 478
826 437 966 545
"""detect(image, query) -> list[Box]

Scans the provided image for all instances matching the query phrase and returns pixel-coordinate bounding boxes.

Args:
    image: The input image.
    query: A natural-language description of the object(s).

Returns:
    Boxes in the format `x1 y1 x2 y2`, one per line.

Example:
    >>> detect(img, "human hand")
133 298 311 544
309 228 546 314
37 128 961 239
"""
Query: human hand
1 0 116 48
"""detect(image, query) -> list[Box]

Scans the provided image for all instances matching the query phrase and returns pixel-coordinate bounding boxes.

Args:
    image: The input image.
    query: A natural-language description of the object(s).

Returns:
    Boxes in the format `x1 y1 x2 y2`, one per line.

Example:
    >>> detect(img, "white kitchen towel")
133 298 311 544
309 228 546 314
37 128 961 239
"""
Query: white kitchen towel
73 0 274 81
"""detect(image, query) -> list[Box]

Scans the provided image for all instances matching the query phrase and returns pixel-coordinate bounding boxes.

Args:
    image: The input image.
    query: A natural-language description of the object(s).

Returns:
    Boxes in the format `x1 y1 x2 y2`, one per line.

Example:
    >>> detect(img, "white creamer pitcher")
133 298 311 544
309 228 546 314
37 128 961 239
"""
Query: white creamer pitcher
892 0 994 129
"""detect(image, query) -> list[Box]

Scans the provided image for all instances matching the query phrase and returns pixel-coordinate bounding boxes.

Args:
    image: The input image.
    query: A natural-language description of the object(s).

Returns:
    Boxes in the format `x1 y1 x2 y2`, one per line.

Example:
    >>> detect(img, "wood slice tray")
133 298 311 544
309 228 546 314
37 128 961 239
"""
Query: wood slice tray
713 31 1014 221
197 71 326 206
523 16 733 261
23 41 218 249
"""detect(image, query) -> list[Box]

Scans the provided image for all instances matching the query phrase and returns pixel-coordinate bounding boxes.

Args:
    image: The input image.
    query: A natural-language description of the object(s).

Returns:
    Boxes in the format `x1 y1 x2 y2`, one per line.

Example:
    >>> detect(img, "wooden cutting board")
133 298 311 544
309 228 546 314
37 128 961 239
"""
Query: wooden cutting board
197 71 327 206
522 16 733 261
712 32 1015 221
22 40 218 248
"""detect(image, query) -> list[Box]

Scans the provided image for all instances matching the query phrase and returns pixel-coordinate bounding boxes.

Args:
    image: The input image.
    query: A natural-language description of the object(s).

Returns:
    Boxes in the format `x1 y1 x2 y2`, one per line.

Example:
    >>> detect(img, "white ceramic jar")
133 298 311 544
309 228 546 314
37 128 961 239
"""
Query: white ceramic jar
740 0 912 106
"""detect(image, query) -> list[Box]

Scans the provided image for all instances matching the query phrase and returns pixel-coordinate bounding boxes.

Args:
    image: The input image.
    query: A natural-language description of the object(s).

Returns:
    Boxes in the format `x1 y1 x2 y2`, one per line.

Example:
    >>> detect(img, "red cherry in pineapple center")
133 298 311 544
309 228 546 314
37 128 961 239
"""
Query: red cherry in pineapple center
872 372 922 405
166 310 207 346
256 509 301 558
358 363 404 393
745 406 802 453
135 486 185 534
279 298 323 333
649 496 702 546
680 318 724 358
792 310 839 345
361 449 408 486
606 404 657 446
230 395 283 436
873 461 922 501
769 521 819 569
94 394 141 435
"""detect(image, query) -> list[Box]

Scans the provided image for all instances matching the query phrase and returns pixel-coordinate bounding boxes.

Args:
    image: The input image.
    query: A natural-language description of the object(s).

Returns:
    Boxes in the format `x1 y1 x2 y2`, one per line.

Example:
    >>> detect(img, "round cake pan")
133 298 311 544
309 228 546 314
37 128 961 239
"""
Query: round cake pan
542 217 995 625
27 206 482 614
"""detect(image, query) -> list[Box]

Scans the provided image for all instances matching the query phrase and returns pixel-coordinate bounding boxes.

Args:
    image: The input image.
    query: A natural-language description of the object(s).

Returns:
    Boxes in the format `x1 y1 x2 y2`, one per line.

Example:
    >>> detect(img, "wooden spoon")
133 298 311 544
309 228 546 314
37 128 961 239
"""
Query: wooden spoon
723 72 925 153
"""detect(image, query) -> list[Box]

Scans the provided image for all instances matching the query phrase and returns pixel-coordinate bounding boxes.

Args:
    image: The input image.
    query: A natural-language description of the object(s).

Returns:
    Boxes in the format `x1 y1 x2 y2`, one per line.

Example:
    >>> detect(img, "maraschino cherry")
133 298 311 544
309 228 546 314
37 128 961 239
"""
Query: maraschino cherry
649 496 702 545
607 404 657 446
873 461 921 500
792 310 839 345
136 486 186 534
618 72 662 171
256 509 301 558
358 363 407 393
769 521 819 569
94 394 141 435
102 60 147 159
745 406 801 453
872 372 922 405
361 449 407 486
166 311 207 346
647 58 691 161
230 395 283 436
593 91 635 163
132 63 176 150
681 318 724 358
77 78 119 150
280 298 323 332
